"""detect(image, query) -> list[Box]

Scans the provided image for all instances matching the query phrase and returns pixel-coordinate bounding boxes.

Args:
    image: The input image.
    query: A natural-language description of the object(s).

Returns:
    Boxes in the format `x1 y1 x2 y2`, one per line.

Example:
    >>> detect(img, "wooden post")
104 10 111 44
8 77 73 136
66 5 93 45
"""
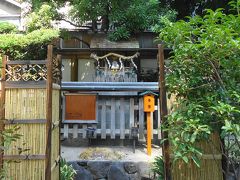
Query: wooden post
147 112 152 156
45 45 53 180
158 44 170 180
138 98 144 140
142 93 155 156
57 54 62 180
0 55 7 170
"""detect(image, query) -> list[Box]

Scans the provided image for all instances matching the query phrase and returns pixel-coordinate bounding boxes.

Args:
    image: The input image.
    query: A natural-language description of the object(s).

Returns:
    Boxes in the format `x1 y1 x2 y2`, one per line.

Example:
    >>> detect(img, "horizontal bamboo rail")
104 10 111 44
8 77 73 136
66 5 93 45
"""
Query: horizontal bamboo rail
6 60 47 64
3 155 46 160
3 119 47 124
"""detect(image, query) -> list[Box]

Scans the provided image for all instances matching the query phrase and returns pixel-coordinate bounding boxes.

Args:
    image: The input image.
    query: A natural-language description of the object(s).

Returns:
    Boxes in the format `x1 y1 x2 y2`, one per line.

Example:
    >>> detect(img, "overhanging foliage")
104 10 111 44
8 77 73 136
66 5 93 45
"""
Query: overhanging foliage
157 0 240 177
0 29 59 60
23 0 176 41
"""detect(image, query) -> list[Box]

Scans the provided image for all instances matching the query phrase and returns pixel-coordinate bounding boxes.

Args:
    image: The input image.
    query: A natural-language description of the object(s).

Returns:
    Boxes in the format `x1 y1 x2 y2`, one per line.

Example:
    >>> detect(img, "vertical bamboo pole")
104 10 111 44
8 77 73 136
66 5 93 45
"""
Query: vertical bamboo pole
0 55 7 170
147 112 152 156
158 44 170 180
45 45 53 180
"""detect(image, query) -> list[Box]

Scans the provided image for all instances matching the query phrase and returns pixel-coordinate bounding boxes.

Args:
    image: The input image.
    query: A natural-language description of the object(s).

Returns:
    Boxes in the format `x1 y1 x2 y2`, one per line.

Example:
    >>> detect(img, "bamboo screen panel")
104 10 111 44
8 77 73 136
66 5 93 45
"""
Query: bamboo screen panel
5 89 46 120
3 88 60 180
4 88 47 179
5 160 45 179
172 133 223 180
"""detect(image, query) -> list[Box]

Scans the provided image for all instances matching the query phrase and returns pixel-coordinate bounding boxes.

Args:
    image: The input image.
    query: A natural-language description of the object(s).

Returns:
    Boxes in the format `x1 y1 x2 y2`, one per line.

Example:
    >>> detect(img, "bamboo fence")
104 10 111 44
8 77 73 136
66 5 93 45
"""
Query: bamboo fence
171 134 223 180
0 45 61 180
158 45 223 180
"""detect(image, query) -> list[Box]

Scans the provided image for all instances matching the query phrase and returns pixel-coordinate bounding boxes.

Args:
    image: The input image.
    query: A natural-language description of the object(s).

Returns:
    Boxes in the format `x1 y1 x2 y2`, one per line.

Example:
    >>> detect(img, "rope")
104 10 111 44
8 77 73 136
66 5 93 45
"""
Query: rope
90 52 139 60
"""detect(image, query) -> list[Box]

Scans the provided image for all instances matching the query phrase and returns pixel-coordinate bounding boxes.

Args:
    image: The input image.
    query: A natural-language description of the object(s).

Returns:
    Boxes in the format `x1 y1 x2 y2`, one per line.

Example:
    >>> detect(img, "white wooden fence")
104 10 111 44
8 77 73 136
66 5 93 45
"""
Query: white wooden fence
61 96 161 140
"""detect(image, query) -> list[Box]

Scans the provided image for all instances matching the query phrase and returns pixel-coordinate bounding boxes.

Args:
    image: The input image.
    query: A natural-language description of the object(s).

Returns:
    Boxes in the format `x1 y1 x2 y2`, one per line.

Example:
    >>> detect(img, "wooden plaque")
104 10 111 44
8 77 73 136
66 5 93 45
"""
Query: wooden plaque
65 94 96 121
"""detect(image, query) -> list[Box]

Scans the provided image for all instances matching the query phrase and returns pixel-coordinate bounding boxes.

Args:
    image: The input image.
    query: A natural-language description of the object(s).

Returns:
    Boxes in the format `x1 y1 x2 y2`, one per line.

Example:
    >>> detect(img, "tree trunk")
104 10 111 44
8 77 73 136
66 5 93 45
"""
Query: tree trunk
101 15 109 32
101 4 110 32
92 20 98 32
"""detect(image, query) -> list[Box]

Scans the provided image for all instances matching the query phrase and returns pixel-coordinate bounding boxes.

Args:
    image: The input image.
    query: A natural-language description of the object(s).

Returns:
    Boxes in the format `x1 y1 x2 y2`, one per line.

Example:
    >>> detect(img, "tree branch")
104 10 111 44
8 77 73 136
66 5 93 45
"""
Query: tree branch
58 18 92 29
187 82 216 92
206 59 226 91
233 134 240 152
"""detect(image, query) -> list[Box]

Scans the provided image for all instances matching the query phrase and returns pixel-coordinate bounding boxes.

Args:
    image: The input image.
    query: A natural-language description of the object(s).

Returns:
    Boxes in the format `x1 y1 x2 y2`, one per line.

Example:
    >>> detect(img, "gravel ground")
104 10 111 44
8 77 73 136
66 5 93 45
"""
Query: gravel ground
61 145 162 162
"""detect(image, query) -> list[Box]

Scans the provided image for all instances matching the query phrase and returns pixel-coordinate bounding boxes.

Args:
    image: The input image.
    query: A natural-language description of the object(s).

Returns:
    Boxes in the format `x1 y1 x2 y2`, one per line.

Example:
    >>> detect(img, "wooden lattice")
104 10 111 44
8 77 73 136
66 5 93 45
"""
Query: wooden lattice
4 55 61 84
5 63 47 82
52 55 61 84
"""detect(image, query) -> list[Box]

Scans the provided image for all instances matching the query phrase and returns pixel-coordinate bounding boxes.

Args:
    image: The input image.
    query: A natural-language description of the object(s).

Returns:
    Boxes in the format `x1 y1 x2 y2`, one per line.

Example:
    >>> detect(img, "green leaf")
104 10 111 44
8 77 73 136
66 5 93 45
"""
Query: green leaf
182 156 189 163
192 155 201 168
190 133 197 143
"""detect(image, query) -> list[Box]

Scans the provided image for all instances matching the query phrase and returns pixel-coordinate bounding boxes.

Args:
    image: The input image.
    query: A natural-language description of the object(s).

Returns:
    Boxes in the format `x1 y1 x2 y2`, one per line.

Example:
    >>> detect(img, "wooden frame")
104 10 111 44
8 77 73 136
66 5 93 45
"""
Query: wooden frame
0 55 7 170
1 45 61 180
158 44 170 180
45 45 53 180
62 93 98 124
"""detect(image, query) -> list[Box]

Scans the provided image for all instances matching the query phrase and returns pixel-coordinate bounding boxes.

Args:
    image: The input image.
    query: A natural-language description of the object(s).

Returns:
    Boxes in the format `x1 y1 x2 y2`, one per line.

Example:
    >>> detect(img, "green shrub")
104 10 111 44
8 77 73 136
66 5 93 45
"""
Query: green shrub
152 156 165 180
0 22 17 34
60 158 76 180
0 126 23 179
156 0 240 175
0 29 59 60
108 27 130 41
25 4 55 32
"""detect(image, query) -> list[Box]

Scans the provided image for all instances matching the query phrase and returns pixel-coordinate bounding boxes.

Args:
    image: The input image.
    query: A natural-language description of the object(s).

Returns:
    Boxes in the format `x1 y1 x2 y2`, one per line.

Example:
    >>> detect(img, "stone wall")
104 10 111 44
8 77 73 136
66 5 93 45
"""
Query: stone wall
69 160 154 180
